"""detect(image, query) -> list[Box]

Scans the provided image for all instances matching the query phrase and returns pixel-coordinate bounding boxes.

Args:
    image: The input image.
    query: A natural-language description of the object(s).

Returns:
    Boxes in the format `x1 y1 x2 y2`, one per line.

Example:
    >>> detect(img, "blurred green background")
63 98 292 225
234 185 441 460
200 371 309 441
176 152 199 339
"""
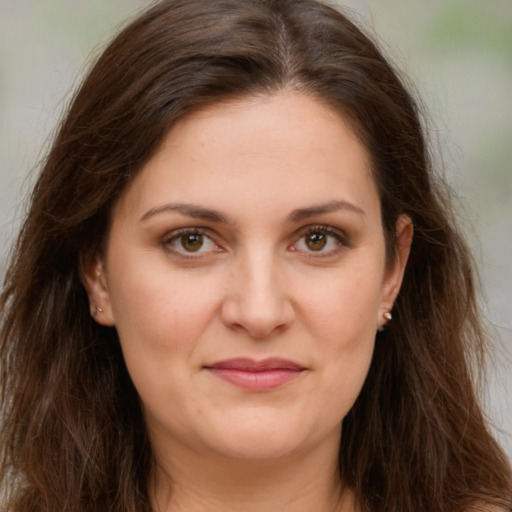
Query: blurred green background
1 0 511 458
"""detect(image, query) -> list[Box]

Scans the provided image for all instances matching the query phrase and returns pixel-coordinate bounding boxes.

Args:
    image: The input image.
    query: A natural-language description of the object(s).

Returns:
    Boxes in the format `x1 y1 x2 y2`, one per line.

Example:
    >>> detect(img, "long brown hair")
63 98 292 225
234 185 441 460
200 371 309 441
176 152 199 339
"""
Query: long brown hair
1 1 510 510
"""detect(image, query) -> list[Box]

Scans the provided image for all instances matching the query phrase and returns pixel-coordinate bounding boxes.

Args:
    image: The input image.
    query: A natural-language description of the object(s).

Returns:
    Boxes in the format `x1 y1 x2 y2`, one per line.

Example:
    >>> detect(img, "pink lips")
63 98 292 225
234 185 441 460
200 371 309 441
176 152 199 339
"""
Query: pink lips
205 358 306 391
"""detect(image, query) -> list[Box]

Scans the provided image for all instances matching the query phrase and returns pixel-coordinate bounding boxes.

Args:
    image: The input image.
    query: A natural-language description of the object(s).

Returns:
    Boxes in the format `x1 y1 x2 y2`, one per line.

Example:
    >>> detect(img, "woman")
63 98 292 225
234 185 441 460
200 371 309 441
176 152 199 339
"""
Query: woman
1 0 511 511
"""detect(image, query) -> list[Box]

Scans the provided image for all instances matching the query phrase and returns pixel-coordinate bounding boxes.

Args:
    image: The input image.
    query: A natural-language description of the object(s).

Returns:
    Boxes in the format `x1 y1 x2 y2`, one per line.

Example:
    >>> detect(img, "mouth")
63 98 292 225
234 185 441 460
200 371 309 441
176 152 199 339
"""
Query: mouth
203 358 307 391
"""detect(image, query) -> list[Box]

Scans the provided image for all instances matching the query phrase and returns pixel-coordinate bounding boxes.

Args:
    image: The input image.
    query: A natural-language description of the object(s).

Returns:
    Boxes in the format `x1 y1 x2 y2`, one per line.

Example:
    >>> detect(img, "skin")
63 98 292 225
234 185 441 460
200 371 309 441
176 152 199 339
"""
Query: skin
83 90 412 512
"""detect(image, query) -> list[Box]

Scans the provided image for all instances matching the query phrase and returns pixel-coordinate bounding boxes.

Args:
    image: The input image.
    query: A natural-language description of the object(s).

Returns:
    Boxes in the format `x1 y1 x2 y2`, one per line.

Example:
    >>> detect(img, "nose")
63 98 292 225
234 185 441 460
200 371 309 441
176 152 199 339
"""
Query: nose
220 249 295 339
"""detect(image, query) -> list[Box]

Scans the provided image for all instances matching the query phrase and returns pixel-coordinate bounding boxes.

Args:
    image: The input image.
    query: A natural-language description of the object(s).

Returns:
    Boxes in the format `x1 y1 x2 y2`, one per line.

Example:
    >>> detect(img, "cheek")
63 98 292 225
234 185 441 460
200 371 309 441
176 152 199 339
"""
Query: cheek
136 288 214 347
294 263 382 412
106 270 226 437
297 263 383 343
105 253 224 391
108 250 219 340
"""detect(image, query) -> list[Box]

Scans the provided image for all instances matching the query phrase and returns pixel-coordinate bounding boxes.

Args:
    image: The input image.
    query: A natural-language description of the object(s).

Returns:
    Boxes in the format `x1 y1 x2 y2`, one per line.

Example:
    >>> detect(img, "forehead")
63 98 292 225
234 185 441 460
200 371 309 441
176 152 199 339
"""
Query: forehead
113 90 380 224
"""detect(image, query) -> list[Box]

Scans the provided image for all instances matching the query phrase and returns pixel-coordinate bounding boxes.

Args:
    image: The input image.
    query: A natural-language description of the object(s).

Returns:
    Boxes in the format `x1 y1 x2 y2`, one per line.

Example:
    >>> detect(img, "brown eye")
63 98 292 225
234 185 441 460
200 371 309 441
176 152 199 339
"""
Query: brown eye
167 230 219 255
292 226 346 255
181 233 204 252
305 232 327 251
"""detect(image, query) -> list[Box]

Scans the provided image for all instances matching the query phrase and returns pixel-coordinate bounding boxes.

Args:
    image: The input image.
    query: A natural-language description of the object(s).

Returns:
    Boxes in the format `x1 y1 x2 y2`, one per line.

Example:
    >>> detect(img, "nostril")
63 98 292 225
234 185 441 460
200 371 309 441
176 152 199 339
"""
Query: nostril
220 295 294 340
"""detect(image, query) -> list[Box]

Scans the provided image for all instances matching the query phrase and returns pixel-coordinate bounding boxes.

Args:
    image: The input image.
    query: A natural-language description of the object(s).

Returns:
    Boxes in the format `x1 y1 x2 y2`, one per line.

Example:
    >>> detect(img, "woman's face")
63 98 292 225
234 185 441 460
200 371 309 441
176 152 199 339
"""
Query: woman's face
84 91 411 464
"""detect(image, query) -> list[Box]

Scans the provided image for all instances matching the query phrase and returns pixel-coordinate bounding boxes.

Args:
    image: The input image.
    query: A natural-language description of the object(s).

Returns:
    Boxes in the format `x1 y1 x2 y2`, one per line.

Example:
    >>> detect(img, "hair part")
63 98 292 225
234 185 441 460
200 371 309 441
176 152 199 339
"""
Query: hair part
1 1 511 511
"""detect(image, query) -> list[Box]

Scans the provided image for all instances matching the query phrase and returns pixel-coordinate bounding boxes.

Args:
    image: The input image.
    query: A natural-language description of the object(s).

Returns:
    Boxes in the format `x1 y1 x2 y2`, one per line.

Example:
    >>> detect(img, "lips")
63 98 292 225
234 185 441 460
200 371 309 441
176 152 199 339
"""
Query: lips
204 358 306 391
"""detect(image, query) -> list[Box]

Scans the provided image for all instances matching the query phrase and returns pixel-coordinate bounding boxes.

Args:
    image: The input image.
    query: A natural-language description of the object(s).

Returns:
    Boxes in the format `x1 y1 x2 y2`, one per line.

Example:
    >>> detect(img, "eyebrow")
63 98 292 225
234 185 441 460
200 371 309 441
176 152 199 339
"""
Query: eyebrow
140 203 230 223
287 200 366 223
140 199 365 224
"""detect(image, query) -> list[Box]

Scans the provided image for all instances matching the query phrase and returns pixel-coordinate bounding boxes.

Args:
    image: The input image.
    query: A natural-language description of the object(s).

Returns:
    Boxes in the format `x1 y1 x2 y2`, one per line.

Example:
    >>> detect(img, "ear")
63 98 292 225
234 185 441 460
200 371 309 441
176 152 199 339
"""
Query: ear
80 254 115 327
378 215 413 329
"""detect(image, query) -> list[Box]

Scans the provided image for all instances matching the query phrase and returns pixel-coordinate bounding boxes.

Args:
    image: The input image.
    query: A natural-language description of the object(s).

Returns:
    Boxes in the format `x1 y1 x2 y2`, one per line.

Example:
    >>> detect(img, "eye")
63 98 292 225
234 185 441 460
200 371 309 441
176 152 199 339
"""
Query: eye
303 232 329 251
164 229 220 255
292 226 346 254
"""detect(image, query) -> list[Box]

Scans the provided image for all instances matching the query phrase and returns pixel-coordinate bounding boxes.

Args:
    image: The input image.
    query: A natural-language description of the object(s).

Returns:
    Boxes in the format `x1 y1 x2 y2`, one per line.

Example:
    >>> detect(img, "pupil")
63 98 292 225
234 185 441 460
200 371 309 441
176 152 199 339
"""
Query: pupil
182 234 203 252
306 232 327 251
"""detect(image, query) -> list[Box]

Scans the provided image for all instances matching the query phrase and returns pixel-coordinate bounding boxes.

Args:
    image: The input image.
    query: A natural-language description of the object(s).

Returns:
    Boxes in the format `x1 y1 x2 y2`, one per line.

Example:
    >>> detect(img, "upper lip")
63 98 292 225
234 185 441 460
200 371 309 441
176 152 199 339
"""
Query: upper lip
204 358 306 372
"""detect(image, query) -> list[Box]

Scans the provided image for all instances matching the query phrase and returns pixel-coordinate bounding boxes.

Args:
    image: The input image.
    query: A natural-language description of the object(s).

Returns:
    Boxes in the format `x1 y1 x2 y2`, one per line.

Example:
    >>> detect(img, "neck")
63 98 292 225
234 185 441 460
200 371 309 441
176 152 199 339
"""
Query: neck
149 429 357 512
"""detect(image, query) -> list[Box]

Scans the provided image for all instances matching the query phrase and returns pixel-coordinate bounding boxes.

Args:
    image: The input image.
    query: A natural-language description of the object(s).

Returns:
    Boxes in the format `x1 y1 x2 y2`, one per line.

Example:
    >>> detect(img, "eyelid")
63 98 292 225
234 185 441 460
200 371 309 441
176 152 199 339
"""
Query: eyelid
161 227 224 256
291 224 350 254
159 224 350 259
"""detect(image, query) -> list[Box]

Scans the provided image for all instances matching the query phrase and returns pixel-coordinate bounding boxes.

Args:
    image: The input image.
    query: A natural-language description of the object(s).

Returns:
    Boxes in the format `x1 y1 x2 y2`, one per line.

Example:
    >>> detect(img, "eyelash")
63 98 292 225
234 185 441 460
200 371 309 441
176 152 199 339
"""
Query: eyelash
161 225 349 259
161 227 221 257
291 225 349 256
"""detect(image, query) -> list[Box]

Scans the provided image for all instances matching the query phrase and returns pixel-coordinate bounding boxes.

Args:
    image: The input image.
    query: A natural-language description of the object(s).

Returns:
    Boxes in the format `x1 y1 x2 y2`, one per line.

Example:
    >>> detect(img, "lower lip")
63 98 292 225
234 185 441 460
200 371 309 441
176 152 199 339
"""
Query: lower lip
207 368 304 391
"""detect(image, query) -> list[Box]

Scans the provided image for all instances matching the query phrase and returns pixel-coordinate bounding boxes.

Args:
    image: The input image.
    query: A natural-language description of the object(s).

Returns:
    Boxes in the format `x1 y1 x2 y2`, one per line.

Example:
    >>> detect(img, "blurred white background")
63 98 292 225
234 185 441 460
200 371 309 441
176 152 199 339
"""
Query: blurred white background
1 0 510 460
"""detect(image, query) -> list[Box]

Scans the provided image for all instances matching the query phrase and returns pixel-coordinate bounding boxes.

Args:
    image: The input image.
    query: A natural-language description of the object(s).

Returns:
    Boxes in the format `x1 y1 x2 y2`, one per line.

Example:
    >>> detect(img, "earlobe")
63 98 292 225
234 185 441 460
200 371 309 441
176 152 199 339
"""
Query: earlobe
80 254 115 327
378 215 413 328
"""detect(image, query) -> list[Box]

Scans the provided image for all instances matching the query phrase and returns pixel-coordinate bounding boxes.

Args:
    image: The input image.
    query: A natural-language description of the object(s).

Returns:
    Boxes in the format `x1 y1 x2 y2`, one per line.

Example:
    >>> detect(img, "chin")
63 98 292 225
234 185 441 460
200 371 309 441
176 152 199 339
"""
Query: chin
212 434 304 461
199 413 333 462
